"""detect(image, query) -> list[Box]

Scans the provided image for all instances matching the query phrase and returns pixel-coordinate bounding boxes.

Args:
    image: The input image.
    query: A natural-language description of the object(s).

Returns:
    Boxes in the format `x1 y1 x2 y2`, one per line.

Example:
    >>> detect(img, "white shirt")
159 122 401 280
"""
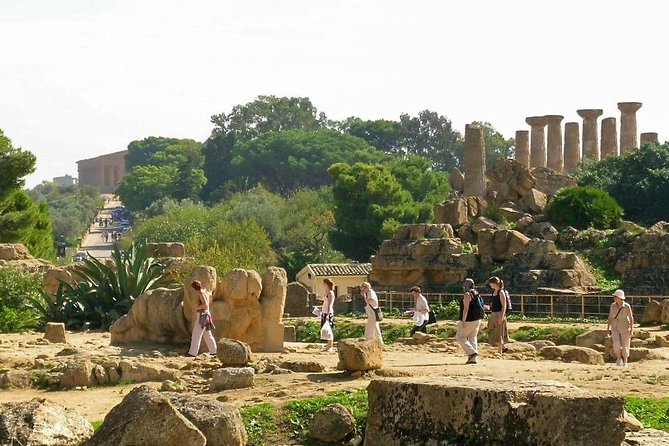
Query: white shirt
413 294 429 326
321 290 335 315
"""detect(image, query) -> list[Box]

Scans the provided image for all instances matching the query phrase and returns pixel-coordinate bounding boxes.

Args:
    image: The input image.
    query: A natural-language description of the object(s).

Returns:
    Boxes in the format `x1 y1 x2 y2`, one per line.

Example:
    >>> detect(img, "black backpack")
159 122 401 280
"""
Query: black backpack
468 289 485 321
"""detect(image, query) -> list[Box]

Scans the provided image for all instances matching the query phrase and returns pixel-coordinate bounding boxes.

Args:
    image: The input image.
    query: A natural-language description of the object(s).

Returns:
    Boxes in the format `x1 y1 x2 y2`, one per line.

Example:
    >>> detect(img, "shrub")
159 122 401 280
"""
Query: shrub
0 266 41 332
546 186 623 230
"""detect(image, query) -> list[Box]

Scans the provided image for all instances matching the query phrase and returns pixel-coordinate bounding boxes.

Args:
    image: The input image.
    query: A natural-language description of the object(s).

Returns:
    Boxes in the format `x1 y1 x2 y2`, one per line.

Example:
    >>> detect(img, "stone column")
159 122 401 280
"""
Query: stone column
600 117 618 159
577 109 603 161
526 116 549 168
515 130 530 168
463 124 486 197
563 122 581 172
545 115 564 172
618 102 642 154
640 132 658 146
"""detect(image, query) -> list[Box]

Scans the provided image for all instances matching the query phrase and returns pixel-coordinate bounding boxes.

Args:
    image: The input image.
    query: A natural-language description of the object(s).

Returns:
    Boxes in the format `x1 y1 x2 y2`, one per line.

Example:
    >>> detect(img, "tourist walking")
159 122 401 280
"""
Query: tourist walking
361 282 383 343
607 289 634 368
186 280 217 357
408 286 429 336
456 278 485 364
487 276 510 354
320 278 336 352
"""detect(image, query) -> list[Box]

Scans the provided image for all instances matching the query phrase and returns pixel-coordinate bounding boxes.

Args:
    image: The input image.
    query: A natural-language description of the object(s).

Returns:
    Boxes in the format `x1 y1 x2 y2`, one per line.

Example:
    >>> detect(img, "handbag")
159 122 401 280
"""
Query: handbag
370 305 384 322
320 322 333 340
427 310 437 325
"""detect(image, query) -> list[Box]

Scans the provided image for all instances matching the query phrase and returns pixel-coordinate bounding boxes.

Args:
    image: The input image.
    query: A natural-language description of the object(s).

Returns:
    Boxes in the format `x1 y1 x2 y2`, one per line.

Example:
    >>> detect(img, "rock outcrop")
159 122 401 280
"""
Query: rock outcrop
364 377 625 446
617 233 669 294
0 398 94 446
434 196 487 229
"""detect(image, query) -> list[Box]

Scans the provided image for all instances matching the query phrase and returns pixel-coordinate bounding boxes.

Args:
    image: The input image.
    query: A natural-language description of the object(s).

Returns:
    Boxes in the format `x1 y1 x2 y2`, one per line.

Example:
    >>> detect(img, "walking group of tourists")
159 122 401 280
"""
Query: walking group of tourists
182 276 634 367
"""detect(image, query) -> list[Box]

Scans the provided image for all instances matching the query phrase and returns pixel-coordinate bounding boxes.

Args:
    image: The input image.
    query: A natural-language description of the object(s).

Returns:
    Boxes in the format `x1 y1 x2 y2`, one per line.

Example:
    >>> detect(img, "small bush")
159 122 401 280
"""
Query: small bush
510 326 589 345
0 266 41 332
546 186 623 230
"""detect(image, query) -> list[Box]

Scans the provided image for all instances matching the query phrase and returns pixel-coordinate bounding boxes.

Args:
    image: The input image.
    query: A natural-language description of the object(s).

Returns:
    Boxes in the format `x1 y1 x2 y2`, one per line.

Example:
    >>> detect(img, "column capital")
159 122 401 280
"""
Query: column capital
526 116 549 127
544 115 564 124
577 109 603 120
617 102 642 113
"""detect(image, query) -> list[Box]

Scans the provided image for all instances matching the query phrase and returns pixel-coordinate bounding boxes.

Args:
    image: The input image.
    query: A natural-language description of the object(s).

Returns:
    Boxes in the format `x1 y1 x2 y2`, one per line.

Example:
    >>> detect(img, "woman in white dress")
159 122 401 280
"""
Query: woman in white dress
361 282 383 343
320 278 336 352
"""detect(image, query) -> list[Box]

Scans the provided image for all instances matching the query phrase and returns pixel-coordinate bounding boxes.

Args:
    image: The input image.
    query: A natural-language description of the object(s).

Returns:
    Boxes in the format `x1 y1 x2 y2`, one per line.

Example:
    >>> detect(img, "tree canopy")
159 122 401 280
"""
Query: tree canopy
577 142 669 224
0 129 36 200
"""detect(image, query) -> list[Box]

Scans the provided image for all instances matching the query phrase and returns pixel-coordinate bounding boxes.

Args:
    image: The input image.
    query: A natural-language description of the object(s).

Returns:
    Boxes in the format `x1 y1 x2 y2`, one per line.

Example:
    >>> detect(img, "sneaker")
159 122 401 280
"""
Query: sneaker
466 354 477 364
623 363 629 368
502 347 509 354
184 353 196 357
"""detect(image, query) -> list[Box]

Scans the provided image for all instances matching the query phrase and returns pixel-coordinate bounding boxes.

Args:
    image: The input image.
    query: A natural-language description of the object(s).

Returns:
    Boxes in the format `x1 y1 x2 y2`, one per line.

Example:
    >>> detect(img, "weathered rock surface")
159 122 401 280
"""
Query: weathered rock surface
530 166 577 196
625 428 669 445
337 338 383 371
0 243 33 260
575 329 608 349
434 196 487 229
539 345 604 364
110 287 190 345
260 267 287 352
0 398 94 446
0 369 31 389
642 300 663 325
308 403 356 443
364 377 625 446
214 268 263 350
167 394 248 446
84 386 206 446
210 367 255 391
477 228 530 261
485 158 535 202
217 338 252 367
44 322 67 343
617 233 669 294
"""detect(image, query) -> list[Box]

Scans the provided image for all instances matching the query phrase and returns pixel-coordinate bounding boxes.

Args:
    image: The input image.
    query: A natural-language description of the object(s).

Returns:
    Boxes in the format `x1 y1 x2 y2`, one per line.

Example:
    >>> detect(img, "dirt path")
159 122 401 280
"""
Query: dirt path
2 323 669 422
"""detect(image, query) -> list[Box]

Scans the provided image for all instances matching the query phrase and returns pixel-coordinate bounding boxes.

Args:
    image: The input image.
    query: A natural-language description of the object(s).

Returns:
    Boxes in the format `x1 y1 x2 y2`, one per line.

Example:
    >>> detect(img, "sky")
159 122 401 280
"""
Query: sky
1 1 667 188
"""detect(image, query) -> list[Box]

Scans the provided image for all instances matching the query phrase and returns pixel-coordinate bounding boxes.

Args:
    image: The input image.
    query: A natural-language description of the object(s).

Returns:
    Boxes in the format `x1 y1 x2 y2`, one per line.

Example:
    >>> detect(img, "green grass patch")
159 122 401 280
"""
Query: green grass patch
625 396 669 432
90 420 103 432
282 389 368 440
510 326 589 345
508 315 606 324
240 402 277 446
582 253 622 291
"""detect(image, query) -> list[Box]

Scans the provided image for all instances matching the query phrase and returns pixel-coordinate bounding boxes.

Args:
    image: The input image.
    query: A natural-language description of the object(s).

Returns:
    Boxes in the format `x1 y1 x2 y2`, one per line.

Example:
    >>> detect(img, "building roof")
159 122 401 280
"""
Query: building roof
307 263 372 277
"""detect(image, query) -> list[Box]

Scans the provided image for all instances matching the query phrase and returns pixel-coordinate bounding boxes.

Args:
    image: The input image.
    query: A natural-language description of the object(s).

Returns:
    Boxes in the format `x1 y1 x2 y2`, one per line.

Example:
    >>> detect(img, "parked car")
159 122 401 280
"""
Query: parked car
73 251 88 262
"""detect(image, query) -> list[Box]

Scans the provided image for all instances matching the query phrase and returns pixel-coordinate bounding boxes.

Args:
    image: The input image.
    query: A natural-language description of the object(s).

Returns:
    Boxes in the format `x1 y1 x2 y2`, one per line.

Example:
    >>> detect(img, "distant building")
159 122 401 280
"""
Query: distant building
77 150 128 194
53 174 77 186
296 263 372 298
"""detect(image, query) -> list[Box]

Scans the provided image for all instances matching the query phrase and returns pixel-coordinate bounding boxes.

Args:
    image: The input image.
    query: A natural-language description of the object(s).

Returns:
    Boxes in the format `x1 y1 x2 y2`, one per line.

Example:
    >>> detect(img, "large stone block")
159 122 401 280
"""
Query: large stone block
285 282 311 317
337 338 383 371
364 377 625 446
44 322 67 343
148 242 186 258
434 197 486 229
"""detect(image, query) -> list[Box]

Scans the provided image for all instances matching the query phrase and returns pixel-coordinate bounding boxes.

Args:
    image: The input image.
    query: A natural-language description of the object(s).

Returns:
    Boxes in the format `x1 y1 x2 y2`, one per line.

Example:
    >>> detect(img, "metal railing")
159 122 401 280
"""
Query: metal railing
370 291 663 320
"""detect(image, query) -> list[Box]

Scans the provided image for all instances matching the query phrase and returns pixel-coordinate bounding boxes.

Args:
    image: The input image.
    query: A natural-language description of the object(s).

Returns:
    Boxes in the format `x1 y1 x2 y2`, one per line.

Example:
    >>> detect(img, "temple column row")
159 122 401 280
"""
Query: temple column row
518 102 650 172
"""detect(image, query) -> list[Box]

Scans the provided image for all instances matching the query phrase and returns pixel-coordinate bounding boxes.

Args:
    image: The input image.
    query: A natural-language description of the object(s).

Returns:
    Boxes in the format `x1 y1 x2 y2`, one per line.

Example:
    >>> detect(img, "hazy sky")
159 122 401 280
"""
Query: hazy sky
1 1 667 187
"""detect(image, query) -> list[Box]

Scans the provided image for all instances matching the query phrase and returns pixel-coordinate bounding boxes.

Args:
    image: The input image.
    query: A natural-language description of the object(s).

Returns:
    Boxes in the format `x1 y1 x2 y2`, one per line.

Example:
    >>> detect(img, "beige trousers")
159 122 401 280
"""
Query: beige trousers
456 320 481 356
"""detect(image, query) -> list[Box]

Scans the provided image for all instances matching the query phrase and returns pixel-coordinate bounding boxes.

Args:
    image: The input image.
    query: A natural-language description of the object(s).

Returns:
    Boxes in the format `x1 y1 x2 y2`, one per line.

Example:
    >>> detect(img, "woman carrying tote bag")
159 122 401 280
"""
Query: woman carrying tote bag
361 282 383 343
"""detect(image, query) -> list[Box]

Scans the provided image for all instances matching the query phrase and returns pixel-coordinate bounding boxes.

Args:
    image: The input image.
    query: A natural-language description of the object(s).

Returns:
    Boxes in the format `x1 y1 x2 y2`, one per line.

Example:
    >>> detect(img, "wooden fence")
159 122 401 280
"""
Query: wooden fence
371 291 663 319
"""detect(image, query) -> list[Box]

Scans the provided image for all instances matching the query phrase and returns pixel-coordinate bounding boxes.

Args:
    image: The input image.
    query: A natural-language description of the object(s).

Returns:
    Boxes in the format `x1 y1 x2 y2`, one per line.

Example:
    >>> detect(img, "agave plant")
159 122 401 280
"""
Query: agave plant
52 240 177 329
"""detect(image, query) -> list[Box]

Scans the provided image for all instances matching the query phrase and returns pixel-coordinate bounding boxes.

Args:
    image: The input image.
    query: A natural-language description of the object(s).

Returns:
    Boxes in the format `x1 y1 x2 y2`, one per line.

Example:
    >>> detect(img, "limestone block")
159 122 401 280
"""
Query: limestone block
456 223 477 244
118 360 180 383
42 267 73 300
93 365 109 386
434 197 486 228
337 338 383 371
539 345 604 364
528 340 555 350
478 229 530 261
498 206 526 222
168 394 248 446
260 267 287 352
279 361 327 373
622 410 644 432
60 360 97 388
210 367 255 391
0 398 93 445
148 242 186 258
471 216 503 234
284 325 296 342
0 370 31 389
655 335 669 348
449 167 464 193
215 269 263 350
520 188 548 213
648 221 669 233
110 288 190 345
217 338 252 367
285 282 310 317
308 403 356 443
575 330 608 349
485 157 536 201
526 221 559 241
44 322 67 343
642 300 663 325
85 385 206 446
364 377 625 446
625 428 669 444
531 167 577 196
